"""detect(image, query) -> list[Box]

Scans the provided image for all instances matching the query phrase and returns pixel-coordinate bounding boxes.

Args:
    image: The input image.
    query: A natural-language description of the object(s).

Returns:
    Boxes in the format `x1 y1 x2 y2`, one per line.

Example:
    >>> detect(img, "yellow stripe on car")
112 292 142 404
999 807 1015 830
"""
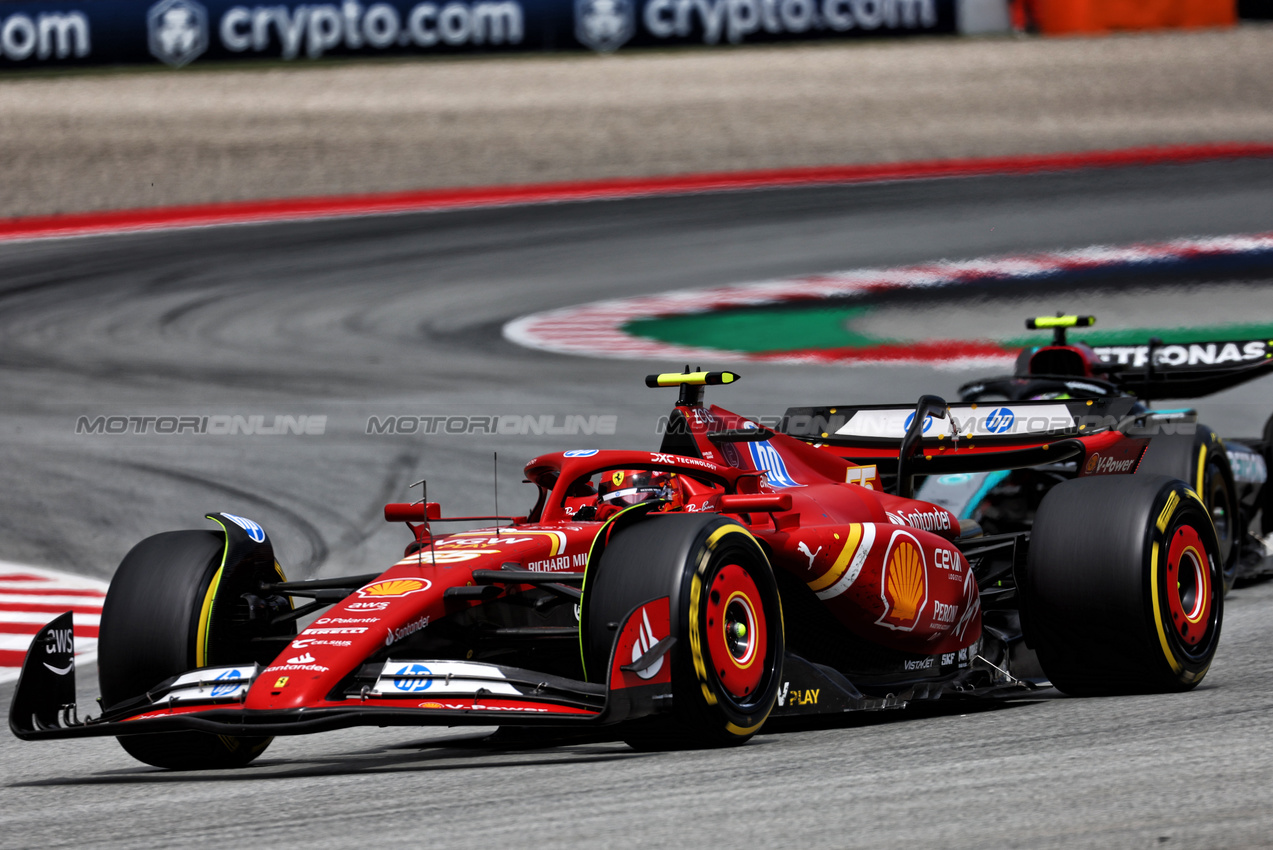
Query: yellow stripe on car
807 526 863 592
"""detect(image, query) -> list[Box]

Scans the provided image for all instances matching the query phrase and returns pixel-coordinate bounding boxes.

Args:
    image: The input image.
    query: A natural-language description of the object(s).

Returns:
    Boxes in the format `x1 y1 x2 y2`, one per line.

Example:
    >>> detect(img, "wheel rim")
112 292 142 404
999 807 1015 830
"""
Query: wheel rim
705 563 767 699
1165 523 1213 648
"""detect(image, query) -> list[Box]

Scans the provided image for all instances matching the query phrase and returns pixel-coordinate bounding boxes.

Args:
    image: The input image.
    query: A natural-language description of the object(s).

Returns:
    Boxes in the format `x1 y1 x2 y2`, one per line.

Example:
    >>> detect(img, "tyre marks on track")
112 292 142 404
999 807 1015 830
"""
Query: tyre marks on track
0 562 108 684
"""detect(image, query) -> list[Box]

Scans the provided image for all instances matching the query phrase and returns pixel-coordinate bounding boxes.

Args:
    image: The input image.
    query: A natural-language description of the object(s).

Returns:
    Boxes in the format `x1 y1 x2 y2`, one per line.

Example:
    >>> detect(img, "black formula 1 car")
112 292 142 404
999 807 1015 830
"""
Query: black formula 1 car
911 315 1273 590
10 371 1226 770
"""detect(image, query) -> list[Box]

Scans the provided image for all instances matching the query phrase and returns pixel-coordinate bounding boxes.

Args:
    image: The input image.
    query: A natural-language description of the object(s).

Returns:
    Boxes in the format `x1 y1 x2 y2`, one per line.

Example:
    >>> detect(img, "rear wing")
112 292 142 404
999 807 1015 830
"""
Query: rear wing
780 397 1141 447
1094 339 1273 400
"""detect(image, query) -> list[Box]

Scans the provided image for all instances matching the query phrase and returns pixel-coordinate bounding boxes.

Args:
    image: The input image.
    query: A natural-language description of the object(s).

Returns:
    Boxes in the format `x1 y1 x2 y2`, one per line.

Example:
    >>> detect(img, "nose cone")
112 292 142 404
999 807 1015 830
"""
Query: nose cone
243 572 443 710
245 646 354 710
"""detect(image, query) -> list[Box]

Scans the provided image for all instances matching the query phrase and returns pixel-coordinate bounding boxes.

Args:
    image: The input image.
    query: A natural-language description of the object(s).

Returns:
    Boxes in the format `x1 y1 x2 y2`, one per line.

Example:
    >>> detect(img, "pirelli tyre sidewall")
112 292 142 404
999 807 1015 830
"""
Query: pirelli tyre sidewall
1137 426 1238 591
584 513 783 746
676 519 784 739
1139 479 1224 686
1024 474 1223 695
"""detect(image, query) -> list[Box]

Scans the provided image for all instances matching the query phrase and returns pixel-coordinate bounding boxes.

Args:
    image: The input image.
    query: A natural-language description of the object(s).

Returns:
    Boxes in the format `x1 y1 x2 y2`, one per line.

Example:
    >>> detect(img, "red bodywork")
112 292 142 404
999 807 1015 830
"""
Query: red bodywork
230 399 989 718
13 387 1157 741
211 397 1148 716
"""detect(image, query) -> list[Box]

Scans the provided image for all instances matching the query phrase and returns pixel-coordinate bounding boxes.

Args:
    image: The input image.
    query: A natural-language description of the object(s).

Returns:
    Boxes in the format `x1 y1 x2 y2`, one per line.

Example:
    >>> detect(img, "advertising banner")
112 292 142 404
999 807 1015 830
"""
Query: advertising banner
0 0 954 67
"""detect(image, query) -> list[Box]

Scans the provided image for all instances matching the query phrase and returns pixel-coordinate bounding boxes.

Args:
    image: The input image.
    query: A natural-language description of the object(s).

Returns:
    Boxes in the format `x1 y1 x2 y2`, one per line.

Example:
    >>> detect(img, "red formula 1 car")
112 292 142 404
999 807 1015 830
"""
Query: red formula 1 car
10 372 1223 769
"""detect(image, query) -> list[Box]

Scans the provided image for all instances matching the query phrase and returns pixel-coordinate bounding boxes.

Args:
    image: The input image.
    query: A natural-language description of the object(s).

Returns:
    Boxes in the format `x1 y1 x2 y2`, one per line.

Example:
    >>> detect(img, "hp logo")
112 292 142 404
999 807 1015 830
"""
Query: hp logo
210 668 242 697
985 408 1015 434
903 412 935 434
393 663 433 693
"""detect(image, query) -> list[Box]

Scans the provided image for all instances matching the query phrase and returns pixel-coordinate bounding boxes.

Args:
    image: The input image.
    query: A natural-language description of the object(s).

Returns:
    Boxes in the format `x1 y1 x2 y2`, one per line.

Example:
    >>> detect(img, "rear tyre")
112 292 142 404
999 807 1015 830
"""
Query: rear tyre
98 530 291 770
1023 475 1223 695
1138 427 1238 591
582 514 783 749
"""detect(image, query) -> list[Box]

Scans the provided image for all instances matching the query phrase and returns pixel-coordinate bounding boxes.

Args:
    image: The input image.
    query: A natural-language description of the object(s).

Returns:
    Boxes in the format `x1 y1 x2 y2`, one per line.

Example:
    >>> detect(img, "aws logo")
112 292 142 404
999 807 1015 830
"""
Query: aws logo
877 532 927 632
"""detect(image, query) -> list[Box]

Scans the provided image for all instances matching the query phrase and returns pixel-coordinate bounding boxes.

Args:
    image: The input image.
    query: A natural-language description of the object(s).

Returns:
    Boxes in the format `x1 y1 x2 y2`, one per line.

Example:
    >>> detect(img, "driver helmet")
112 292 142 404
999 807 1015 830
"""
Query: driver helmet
597 470 675 508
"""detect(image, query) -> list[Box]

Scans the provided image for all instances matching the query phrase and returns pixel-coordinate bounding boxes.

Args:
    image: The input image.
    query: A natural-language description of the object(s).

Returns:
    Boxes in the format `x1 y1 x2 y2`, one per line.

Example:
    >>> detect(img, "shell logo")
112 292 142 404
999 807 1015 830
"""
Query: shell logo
1085 453 1100 474
878 535 927 631
419 702 445 709
357 578 433 598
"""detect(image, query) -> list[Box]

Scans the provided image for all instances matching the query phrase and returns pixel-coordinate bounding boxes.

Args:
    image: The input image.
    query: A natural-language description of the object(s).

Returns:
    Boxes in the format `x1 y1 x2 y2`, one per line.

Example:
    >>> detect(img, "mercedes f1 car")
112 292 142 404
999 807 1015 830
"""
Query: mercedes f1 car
11 371 1224 769
886 315 1272 590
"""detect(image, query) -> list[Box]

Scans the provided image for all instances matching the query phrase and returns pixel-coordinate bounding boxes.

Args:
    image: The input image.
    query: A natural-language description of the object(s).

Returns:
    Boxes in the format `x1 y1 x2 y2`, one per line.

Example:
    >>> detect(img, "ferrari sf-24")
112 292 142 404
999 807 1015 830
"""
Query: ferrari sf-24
10 371 1224 769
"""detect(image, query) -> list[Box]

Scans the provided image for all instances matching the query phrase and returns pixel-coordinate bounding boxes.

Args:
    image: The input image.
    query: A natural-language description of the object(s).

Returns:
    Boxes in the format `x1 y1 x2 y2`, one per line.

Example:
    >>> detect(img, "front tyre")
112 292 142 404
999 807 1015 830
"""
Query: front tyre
582 514 784 748
1023 475 1223 695
98 530 288 770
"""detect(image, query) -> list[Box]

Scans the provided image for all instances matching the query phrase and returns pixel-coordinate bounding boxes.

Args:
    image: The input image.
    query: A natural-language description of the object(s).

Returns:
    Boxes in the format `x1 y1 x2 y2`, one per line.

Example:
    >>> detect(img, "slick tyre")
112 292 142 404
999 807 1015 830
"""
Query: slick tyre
1023 475 1223 696
1138 427 1239 591
98 530 289 770
582 514 783 749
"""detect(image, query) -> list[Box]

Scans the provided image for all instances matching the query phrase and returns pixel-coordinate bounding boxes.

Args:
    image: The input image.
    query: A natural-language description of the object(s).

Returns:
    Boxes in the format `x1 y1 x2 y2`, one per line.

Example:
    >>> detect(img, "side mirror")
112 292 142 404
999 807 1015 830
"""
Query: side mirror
384 502 442 523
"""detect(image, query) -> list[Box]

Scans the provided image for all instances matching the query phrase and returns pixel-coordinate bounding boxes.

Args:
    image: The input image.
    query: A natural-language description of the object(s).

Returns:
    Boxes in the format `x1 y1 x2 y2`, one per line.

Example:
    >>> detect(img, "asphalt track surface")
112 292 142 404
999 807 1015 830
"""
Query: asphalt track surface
2 159 1273 848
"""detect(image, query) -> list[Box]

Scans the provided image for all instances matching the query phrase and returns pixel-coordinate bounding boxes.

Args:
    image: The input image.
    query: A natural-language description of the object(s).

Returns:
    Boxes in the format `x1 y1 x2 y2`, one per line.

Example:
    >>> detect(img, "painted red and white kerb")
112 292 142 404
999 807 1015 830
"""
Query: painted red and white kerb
503 232 1273 368
0 562 108 684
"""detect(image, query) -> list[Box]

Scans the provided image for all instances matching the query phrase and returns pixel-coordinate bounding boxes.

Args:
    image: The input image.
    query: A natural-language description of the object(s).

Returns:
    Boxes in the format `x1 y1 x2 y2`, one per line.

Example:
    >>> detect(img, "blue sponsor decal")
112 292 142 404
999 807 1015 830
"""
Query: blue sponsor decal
222 512 266 543
937 473 973 485
985 408 1015 434
210 668 243 697
563 449 599 457
746 441 803 489
903 412 936 434
393 663 433 692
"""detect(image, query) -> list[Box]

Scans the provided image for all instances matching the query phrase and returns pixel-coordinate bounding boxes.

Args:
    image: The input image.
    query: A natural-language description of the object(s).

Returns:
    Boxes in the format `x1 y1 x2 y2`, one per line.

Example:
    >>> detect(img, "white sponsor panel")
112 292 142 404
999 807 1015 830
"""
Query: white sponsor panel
163 666 257 702
836 404 1075 439
371 660 521 696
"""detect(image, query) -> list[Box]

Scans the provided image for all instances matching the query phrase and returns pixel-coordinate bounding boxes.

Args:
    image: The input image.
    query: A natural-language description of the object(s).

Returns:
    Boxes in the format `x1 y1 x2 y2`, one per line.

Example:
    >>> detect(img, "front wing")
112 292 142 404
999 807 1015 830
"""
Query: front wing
8 603 672 741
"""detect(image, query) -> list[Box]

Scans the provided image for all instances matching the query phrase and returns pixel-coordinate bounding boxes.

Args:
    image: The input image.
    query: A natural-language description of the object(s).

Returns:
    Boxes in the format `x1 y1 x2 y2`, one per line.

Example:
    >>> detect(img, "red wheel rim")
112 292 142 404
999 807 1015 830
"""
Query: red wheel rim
705 564 767 699
1165 524 1212 646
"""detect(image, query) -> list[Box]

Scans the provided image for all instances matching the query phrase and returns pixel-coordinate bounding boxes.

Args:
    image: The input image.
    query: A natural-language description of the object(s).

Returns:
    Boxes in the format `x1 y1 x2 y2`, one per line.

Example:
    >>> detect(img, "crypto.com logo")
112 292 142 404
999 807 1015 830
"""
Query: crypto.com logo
148 0 208 67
